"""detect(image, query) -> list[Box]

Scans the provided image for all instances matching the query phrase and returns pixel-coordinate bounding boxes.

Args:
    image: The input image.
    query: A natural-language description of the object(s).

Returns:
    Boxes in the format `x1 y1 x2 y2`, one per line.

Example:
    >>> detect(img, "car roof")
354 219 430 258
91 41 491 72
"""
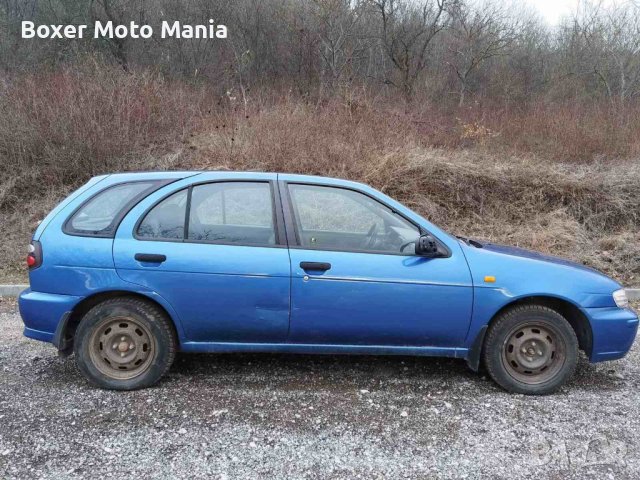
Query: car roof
103 171 202 182
101 171 370 189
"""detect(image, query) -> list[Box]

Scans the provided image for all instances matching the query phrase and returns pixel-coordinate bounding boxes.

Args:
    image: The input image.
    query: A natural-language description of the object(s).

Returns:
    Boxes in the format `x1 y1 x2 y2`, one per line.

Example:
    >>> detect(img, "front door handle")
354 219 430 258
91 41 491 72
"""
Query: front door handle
135 253 167 263
300 261 331 272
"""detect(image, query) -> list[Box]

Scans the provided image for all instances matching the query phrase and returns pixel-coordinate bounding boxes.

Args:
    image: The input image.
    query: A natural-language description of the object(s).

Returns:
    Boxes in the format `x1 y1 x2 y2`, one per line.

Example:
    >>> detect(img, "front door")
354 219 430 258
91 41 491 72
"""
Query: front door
283 181 473 348
114 178 291 343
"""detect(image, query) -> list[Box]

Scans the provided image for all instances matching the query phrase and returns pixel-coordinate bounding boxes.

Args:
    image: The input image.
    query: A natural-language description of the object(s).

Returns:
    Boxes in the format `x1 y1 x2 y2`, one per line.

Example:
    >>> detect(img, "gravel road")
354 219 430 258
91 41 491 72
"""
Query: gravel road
1 296 639 479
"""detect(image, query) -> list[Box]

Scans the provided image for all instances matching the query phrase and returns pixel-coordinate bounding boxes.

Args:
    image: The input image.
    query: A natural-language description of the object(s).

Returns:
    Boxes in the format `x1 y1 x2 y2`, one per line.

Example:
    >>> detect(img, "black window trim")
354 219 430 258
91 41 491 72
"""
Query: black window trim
133 179 286 249
62 179 177 238
280 180 451 258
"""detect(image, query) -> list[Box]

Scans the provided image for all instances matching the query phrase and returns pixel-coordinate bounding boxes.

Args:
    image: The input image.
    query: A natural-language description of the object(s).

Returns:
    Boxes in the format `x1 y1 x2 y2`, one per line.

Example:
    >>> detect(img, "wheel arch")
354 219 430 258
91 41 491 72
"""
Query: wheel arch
467 295 593 371
58 290 181 355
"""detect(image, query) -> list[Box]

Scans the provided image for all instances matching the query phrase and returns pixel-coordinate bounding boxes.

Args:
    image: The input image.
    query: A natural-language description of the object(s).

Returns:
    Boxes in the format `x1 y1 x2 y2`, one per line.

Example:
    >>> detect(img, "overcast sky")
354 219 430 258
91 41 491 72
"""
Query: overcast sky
523 0 619 25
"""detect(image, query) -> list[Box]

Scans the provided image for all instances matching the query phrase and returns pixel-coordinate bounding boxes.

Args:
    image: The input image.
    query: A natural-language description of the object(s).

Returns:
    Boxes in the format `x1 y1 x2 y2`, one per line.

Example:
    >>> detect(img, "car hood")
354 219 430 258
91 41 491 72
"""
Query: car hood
480 242 600 275
457 238 622 307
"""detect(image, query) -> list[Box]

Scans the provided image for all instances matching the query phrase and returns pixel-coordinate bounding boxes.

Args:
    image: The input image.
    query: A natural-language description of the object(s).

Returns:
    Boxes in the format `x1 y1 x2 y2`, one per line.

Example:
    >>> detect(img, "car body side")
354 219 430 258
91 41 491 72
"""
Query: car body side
18 171 639 364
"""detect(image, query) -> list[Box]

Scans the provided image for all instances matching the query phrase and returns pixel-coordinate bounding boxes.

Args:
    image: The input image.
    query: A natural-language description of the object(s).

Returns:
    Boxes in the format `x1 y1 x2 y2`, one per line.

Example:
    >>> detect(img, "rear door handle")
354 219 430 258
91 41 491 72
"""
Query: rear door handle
300 261 331 272
135 253 167 263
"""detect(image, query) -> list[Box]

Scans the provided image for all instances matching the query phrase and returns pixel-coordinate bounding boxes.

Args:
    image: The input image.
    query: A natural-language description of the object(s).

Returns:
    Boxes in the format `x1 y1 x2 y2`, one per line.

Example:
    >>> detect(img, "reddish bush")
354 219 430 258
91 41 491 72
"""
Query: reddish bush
1 64 639 283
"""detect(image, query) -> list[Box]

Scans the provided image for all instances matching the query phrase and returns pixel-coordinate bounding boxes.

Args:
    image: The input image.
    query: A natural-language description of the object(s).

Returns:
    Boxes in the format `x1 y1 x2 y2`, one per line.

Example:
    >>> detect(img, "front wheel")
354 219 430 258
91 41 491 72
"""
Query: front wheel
483 305 578 395
74 297 177 390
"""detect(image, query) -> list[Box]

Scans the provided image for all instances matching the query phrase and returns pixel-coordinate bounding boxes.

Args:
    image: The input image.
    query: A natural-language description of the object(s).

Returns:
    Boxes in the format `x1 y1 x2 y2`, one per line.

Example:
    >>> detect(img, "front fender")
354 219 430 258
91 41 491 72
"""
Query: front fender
459 242 621 350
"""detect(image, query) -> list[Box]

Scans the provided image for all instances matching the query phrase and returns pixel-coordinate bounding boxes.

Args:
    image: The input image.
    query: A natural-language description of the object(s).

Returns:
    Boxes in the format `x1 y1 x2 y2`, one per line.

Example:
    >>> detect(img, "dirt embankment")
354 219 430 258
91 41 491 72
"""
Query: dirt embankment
1 65 639 284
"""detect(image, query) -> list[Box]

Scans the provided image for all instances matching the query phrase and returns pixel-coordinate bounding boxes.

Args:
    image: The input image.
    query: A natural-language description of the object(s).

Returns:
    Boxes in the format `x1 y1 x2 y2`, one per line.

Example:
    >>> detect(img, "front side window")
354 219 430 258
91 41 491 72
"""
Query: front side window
66 181 158 236
137 190 188 240
188 182 276 245
288 184 420 254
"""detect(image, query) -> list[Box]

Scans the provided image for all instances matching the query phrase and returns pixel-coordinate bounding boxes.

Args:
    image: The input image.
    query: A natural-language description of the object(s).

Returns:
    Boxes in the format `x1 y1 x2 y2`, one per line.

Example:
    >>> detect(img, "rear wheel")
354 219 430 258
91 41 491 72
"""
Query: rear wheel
483 305 578 395
74 297 177 390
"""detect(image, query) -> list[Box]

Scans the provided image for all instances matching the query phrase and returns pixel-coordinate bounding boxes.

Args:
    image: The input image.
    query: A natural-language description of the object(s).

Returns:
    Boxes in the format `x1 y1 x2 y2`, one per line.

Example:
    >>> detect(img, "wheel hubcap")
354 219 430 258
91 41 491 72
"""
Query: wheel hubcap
89 317 155 380
502 323 566 384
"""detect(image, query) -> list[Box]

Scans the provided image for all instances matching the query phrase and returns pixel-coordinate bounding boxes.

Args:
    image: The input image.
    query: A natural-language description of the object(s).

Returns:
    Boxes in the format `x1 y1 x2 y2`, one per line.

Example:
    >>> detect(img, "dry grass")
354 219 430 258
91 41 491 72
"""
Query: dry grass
1 64 639 285
0 62 210 278
186 102 640 284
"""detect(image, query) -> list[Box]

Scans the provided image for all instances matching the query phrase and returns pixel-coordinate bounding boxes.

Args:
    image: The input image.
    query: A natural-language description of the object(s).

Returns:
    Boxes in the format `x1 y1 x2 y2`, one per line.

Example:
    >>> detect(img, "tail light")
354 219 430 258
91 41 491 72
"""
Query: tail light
27 241 42 270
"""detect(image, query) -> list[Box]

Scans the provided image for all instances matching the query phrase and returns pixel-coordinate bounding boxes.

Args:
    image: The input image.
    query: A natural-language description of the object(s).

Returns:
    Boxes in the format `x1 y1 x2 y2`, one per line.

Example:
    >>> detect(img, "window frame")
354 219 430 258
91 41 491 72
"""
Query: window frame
63 179 176 238
133 179 286 248
280 180 451 257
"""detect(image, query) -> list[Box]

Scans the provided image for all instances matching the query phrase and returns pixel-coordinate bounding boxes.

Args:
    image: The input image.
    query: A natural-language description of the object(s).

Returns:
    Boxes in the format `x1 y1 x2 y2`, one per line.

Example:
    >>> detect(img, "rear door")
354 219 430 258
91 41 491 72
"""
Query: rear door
113 173 291 344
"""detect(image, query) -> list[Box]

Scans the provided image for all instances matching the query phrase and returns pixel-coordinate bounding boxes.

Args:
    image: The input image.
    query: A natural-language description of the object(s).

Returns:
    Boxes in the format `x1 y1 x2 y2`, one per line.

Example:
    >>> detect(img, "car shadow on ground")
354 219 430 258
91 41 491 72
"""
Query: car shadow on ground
171 351 470 377
154 351 625 393
165 352 493 396
27 348 627 394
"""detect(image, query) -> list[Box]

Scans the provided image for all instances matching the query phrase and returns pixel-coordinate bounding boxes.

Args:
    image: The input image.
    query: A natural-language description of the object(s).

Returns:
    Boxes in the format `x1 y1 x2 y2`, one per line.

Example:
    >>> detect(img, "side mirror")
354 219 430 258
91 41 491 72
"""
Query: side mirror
415 234 440 257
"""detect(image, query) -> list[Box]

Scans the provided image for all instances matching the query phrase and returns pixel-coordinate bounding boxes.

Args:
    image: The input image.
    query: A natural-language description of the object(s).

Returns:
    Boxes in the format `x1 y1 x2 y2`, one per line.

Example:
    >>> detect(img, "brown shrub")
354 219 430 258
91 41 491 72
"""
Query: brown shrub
1 67 639 285
0 61 212 276
0 61 210 210
186 102 640 284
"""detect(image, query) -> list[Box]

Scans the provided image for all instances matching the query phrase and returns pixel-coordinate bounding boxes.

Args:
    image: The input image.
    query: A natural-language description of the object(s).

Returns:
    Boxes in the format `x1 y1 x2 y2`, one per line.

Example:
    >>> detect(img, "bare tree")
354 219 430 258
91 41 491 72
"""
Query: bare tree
89 0 143 69
0 0 39 69
2 0 640 109
448 1 520 106
311 0 368 90
369 0 454 100
572 0 640 104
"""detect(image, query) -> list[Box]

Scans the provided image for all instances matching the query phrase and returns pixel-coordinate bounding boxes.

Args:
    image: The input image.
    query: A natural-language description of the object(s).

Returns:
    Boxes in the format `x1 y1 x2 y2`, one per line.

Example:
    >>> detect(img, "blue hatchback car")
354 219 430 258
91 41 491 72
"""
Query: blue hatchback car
19 171 638 394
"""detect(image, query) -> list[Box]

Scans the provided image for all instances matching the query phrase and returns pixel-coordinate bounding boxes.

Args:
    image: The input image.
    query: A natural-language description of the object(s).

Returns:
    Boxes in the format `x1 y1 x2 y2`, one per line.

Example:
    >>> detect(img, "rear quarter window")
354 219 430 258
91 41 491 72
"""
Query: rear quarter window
64 181 167 237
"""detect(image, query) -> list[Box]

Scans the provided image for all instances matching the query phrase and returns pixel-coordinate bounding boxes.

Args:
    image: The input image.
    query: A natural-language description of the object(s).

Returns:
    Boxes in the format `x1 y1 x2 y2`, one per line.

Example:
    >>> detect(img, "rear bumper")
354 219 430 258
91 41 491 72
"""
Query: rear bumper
587 307 639 362
18 288 82 345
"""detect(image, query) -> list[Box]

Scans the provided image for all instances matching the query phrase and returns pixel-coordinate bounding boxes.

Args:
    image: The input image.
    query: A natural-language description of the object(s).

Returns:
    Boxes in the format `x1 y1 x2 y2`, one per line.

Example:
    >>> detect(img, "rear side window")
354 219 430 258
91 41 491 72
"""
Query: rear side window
188 182 276 245
137 190 188 240
64 181 163 237
134 181 277 246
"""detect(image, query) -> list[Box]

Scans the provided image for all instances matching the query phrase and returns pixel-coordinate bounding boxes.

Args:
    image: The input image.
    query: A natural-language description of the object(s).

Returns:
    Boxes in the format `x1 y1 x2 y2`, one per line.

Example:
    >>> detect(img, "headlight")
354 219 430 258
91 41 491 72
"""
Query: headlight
613 289 629 309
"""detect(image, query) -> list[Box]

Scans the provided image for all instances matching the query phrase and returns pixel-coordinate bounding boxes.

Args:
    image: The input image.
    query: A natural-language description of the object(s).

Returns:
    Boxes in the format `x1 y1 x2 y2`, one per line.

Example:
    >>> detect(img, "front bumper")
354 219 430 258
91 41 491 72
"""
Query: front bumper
587 306 639 362
18 288 82 344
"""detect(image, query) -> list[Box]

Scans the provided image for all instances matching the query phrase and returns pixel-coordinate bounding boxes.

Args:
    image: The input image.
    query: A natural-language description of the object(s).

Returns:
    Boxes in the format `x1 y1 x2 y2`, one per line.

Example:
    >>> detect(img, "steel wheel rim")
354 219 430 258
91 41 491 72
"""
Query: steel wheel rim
89 316 156 380
501 322 566 385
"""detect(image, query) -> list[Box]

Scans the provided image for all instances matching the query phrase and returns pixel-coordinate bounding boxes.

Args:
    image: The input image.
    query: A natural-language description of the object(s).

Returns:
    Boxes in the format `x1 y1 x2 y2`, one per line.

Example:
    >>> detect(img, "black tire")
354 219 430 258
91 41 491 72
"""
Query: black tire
483 305 578 395
74 297 177 390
